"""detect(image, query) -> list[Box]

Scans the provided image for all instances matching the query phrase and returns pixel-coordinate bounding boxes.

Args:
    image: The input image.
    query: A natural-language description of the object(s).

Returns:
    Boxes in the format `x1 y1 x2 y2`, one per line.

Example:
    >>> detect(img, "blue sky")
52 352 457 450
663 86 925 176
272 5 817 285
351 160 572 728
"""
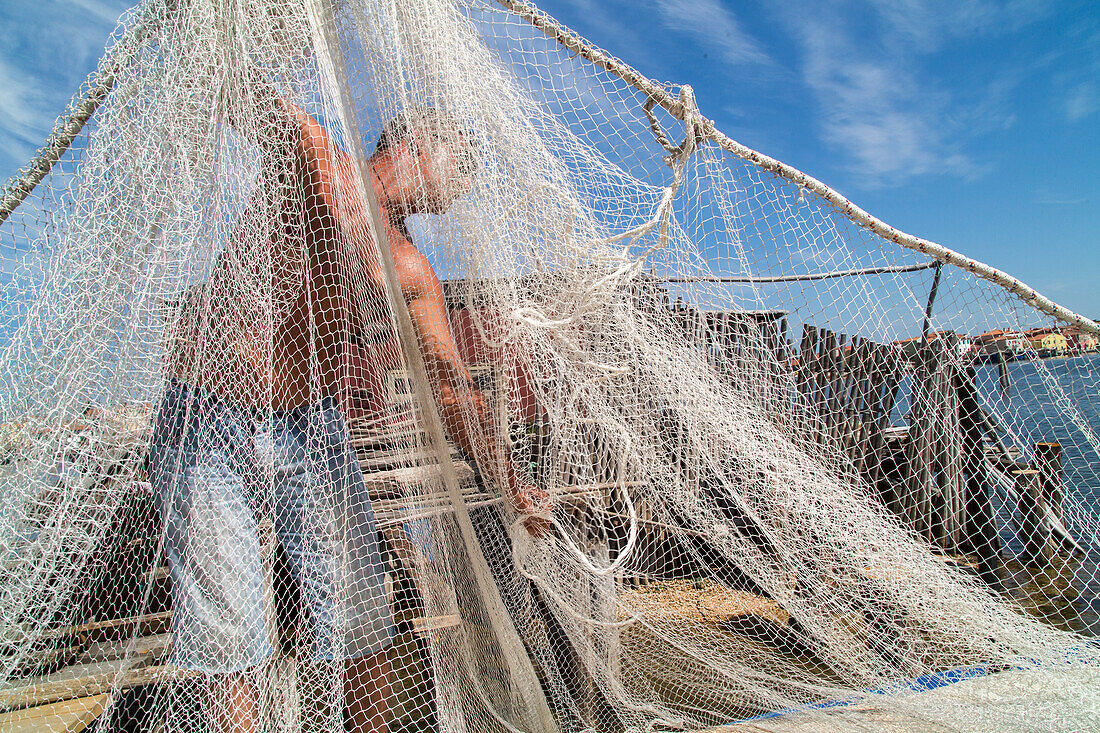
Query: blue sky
2 0 1098 320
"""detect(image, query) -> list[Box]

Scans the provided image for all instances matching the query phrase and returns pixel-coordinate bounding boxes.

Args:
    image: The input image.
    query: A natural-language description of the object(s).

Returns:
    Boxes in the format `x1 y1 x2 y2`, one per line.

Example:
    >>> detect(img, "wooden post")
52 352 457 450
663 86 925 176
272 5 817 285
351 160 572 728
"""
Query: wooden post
847 340 874 468
798 325 821 440
825 332 844 444
938 351 965 553
934 344 962 552
867 347 902 500
1034 442 1064 524
904 343 935 540
1012 468 1054 566
777 317 788 365
1034 441 1075 554
955 363 1002 586
997 352 1011 397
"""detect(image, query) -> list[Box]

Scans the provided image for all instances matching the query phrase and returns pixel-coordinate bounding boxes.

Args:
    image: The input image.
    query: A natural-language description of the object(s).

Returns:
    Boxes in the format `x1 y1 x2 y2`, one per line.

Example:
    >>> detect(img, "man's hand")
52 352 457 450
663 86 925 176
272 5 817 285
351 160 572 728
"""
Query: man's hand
507 480 552 538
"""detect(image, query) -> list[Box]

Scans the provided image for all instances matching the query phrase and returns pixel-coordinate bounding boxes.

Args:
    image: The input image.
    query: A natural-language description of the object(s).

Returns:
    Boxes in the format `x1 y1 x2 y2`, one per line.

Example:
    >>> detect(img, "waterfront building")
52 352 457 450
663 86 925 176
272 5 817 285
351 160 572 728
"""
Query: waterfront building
1024 328 1069 357
973 329 1027 359
1063 327 1099 353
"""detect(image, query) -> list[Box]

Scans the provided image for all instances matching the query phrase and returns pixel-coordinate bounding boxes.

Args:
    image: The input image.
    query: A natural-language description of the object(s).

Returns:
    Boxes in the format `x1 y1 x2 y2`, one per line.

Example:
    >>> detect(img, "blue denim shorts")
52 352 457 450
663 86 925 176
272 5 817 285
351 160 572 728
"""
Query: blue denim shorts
148 381 393 674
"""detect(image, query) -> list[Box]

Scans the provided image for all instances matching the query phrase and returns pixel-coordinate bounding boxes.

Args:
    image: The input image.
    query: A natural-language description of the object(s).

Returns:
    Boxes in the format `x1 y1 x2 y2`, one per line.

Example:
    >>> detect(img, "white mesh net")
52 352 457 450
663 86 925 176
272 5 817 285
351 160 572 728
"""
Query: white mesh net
2 1 1099 731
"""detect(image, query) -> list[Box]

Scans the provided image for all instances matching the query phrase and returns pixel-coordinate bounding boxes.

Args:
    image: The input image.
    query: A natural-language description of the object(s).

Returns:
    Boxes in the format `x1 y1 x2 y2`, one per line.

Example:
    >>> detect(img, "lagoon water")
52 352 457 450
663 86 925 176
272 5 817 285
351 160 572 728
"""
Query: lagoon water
974 354 1100 525
885 353 1100 632
973 355 1099 632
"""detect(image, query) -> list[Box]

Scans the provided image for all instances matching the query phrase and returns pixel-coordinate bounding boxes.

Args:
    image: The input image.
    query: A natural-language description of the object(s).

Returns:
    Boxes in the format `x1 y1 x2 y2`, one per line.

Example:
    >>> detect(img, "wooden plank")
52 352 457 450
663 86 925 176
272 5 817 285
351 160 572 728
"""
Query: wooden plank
1034 443 1064 523
854 345 882 478
355 446 463 473
862 346 892 479
941 347 960 547
846 339 876 463
926 349 952 548
0 662 197 712
797 325 819 431
41 611 172 645
948 365 966 550
822 331 842 444
409 615 461 636
905 345 935 539
927 344 947 542
359 460 476 499
714 312 728 370
776 317 789 365
810 327 829 442
844 339 867 467
838 334 853 447
0 693 110 733
835 334 855 457
1 645 84 681
867 347 903 494
1034 441 1079 554
76 633 169 666
955 363 1002 585
997 352 1012 396
346 425 426 450
943 366 962 550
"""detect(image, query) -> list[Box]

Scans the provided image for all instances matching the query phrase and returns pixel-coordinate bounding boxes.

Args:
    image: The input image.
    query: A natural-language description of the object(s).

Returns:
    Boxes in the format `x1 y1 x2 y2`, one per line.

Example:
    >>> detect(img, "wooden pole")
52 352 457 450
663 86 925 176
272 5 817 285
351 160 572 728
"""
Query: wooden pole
1034 442 1064 524
921 261 944 343
905 343 935 540
1012 468 1053 566
997 352 1012 397
1034 441 1076 554
868 347 902 502
955 363 1002 586
942 353 965 552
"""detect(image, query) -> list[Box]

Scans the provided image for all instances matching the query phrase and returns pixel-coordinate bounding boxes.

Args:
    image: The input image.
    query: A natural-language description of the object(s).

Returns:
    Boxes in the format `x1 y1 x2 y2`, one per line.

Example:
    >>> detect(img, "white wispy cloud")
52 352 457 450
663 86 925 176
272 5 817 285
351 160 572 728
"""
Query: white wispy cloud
537 0 657 75
1034 196 1088 206
1066 82 1098 122
876 0 1054 47
774 0 1053 187
542 0 769 79
0 56 56 152
0 0 131 180
791 16 971 184
66 0 129 25
650 0 768 66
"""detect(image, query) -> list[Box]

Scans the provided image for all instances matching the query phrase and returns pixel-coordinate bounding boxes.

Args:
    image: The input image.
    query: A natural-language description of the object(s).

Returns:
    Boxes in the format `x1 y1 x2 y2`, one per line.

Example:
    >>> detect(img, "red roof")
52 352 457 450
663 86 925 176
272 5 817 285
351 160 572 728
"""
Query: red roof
891 331 956 346
973 329 1024 343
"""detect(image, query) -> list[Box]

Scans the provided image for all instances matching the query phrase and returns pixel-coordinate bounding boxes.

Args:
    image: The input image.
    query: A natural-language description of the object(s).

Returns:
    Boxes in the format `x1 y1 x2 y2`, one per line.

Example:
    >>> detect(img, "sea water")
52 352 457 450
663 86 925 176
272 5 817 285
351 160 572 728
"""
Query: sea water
886 353 1100 633
975 353 1100 634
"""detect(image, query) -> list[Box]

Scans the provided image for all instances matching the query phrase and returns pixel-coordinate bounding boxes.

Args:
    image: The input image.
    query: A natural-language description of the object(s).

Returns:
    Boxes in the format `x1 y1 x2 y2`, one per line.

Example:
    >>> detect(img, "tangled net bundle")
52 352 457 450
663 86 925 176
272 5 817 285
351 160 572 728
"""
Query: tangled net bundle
1 1 1099 731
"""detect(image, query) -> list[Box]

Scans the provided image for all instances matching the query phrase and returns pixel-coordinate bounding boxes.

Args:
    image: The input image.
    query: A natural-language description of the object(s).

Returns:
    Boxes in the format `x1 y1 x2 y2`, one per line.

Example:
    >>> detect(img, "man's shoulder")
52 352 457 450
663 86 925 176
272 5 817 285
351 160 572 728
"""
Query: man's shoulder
387 231 439 296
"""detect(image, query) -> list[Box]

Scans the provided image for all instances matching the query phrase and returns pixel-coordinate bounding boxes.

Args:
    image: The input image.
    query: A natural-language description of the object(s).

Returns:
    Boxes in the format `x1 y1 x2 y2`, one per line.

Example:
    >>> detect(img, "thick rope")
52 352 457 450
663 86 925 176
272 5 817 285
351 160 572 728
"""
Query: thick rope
493 0 1100 338
4 0 1095 338
0 5 155 226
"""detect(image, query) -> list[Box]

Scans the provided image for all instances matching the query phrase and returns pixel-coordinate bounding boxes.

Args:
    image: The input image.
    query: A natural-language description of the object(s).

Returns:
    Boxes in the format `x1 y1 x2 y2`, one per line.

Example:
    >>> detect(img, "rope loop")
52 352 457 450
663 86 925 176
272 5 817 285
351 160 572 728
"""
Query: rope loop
643 85 705 168
643 96 679 160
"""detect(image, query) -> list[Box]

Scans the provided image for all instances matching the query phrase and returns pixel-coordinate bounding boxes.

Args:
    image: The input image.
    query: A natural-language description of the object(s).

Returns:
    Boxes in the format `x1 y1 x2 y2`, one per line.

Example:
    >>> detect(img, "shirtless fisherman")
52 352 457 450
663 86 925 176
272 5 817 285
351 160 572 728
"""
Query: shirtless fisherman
149 93 550 733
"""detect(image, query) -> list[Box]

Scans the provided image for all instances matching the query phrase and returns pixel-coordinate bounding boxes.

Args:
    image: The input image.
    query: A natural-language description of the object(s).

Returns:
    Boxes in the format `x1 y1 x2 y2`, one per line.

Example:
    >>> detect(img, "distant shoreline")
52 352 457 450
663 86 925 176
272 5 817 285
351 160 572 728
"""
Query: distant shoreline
973 350 1099 365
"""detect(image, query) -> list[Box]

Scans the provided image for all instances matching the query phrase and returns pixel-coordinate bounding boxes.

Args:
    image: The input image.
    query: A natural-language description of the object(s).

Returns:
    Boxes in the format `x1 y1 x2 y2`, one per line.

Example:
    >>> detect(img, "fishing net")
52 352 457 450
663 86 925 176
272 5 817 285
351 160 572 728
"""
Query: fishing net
1 0 1099 731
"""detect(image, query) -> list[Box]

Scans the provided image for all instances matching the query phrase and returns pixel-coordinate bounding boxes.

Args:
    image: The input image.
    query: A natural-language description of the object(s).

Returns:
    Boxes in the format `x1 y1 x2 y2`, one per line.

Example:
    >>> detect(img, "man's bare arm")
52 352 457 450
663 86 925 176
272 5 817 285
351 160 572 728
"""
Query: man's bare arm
391 241 551 533
226 83 342 217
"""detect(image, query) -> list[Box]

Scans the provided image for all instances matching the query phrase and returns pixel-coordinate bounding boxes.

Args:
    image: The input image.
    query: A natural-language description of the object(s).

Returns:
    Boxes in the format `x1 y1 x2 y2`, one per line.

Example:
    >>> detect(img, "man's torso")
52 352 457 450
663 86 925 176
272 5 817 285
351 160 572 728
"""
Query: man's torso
167 149 396 411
